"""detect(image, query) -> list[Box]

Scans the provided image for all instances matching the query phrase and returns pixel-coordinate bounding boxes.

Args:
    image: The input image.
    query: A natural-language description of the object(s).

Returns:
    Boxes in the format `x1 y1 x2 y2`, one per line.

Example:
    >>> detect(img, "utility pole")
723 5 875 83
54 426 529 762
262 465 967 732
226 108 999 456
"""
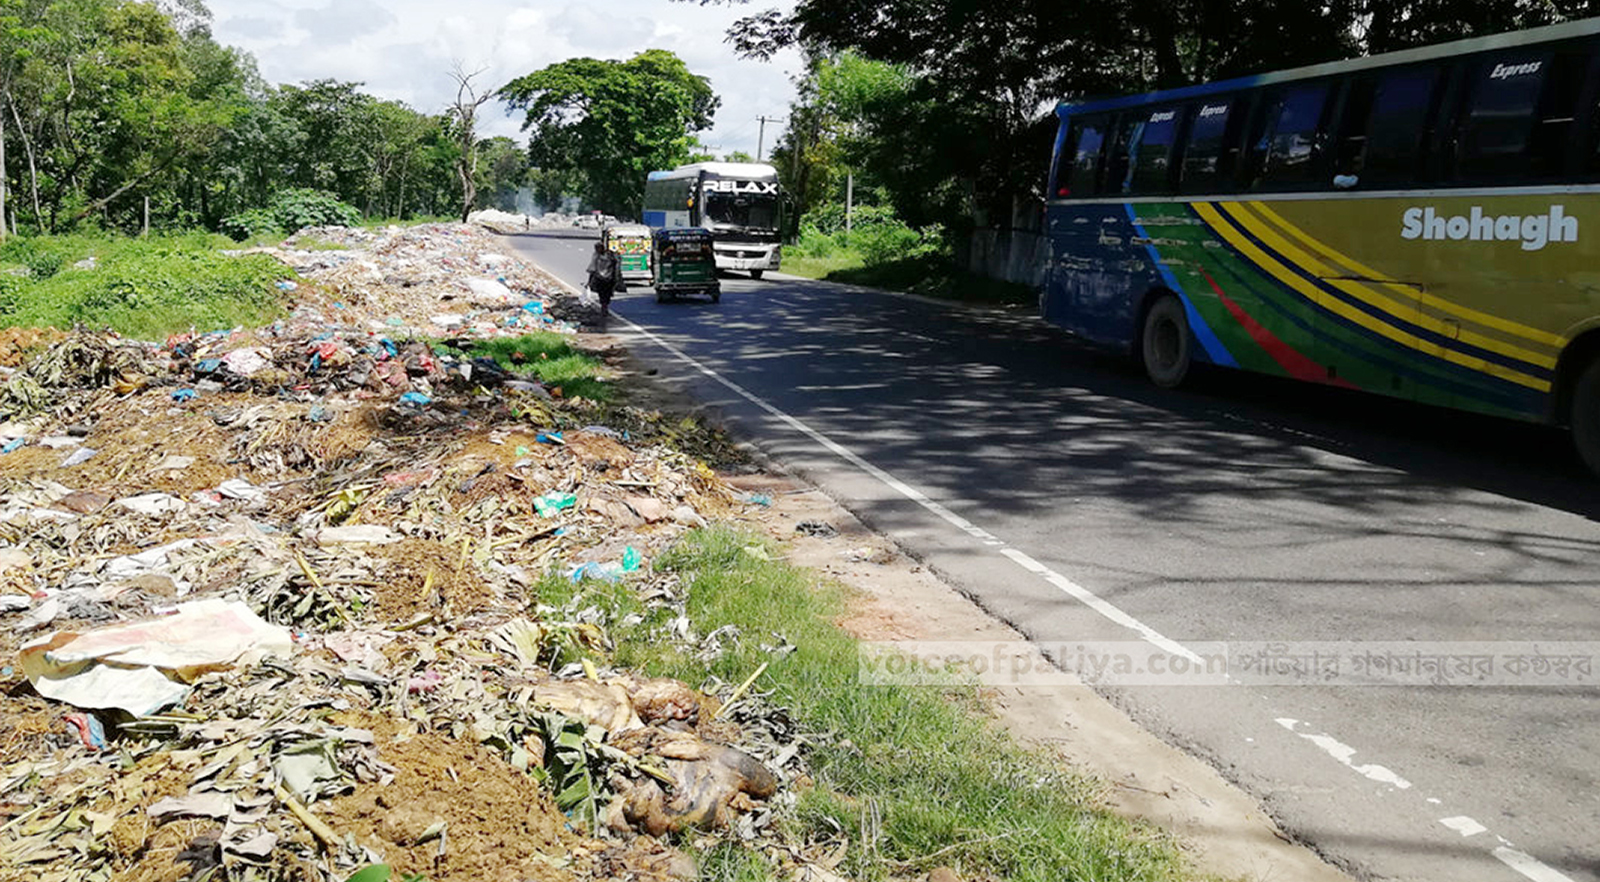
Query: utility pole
845 173 853 233
756 115 785 162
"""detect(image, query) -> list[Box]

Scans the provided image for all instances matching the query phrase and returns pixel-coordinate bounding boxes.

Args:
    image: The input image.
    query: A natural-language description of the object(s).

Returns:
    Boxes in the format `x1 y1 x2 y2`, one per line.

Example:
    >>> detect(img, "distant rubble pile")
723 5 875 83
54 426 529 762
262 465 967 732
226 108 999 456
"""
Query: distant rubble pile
470 209 584 234
0 222 799 882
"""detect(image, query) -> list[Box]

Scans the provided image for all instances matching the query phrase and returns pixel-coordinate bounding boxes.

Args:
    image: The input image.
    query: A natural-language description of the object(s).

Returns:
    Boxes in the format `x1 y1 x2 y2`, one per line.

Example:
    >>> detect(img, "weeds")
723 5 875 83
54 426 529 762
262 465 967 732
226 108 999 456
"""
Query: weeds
442 332 615 402
621 527 1187 882
0 233 292 337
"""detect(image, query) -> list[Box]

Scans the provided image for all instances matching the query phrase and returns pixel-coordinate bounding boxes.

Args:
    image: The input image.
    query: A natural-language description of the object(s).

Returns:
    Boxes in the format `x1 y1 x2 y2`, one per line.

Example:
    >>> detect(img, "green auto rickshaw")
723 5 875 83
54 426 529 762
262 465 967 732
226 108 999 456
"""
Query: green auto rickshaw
603 223 655 287
651 227 721 303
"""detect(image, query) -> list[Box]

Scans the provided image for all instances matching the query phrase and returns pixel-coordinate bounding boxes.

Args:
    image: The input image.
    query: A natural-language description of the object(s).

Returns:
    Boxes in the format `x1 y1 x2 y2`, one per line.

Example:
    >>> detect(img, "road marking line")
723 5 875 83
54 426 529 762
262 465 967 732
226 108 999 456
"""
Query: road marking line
612 314 1204 662
1493 846 1578 882
1274 719 1413 789
1441 816 1488 837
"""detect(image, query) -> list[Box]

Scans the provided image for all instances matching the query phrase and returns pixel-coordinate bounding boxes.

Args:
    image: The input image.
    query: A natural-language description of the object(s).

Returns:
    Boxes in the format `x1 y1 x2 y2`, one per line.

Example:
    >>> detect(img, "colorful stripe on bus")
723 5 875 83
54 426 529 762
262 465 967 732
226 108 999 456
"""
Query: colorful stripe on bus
1043 194 1589 421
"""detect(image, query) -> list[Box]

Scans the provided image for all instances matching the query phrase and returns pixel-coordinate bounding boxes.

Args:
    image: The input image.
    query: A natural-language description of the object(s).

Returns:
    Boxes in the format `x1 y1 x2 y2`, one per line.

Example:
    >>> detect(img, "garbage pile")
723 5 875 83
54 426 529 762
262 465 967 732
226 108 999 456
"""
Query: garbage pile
0 223 799 882
469 210 589 234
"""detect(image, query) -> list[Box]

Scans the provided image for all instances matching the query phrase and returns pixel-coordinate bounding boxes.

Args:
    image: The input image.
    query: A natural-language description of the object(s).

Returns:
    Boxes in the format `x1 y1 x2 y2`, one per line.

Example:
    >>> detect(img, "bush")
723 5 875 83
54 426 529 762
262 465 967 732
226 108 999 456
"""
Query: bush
220 189 362 241
0 233 293 337
0 237 76 279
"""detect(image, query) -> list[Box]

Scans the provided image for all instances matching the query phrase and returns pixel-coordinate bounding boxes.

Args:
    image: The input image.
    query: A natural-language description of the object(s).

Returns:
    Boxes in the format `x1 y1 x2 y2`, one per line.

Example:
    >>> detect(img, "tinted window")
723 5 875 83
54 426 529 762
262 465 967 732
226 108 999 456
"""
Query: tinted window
1364 69 1439 184
1456 53 1547 179
1528 47 1592 178
1130 107 1183 193
1181 99 1238 192
1105 115 1140 194
1064 118 1107 197
1254 85 1329 188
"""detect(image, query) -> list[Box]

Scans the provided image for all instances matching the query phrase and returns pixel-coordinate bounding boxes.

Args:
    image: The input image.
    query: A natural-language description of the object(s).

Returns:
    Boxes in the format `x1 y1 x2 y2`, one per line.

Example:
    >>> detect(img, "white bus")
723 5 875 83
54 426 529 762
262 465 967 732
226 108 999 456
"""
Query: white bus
642 162 783 279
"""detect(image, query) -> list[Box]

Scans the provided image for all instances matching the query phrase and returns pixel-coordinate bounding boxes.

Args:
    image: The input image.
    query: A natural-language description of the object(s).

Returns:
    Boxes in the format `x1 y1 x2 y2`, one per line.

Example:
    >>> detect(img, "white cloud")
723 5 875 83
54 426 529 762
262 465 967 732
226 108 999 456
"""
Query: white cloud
207 0 802 158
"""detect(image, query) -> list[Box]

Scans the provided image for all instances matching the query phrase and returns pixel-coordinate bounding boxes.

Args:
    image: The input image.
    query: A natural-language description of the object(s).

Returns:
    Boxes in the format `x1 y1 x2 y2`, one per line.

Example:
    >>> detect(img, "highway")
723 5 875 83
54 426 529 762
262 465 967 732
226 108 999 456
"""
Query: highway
511 228 1600 882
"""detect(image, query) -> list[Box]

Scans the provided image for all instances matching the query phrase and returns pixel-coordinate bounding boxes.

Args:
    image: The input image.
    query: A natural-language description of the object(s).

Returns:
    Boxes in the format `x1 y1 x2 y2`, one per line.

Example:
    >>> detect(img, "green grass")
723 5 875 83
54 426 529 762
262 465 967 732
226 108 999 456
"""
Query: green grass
783 252 867 279
0 232 292 338
784 251 1036 307
607 527 1190 882
446 332 615 402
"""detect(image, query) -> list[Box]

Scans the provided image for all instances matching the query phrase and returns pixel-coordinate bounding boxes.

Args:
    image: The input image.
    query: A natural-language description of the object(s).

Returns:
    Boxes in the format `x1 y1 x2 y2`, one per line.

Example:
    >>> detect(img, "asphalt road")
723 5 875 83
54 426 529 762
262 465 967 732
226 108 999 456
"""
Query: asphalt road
510 228 1600 882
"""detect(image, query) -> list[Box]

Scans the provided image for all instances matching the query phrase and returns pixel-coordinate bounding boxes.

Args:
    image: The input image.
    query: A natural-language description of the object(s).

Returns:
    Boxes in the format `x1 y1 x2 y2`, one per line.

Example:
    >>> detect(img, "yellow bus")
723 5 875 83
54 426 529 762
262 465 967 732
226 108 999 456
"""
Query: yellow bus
1042 18 1600 472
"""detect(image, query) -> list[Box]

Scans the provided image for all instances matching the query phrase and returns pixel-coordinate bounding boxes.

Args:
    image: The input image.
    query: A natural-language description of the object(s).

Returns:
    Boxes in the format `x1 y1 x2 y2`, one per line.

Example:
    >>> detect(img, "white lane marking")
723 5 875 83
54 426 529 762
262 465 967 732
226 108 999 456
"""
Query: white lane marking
609 315 1003 546
523 252 1571 882
1441 816 1488 837
1275 719 1413 789
1493 846 1578 882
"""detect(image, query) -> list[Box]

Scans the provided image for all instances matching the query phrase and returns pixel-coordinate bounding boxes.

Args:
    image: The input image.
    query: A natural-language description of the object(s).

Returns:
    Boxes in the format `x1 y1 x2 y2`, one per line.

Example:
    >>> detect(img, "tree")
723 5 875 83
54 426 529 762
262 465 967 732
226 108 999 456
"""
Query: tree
499 49 719 216
446 63 493 222
689 0 1592 234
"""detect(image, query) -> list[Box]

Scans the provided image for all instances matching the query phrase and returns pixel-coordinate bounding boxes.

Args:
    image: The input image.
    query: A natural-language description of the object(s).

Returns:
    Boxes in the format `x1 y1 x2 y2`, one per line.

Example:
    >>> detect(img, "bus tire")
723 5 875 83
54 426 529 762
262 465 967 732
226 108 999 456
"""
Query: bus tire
1570 357 1600 476
750 270 764 280
1141 294 1192 388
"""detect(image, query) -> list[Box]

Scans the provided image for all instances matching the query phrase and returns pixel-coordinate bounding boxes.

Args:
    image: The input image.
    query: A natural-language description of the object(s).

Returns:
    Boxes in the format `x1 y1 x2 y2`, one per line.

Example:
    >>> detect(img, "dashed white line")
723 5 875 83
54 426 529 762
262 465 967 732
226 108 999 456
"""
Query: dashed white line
1275 719 1413 789
1441 816 1488 837
1493 846 1578 882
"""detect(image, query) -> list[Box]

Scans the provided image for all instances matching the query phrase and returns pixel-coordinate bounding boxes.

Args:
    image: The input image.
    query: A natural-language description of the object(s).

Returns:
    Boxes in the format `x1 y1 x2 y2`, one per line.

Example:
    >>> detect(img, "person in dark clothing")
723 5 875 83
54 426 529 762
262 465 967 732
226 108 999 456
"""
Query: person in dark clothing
586 240 622 316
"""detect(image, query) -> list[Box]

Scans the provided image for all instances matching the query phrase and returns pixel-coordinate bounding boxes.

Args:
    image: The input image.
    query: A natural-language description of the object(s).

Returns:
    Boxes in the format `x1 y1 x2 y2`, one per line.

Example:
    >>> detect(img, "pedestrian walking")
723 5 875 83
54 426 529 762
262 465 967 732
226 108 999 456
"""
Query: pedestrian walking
586 240 622 317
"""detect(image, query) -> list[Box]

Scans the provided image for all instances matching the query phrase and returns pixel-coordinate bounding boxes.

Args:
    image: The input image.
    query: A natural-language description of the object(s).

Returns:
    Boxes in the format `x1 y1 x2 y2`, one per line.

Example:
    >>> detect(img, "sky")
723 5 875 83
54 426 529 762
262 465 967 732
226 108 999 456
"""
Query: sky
204 0 803 160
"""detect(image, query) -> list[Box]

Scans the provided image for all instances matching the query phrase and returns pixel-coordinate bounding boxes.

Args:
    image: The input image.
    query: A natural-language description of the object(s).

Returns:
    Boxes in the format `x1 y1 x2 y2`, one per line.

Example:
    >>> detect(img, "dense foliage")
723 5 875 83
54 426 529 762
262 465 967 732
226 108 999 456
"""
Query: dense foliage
499 50 721 217
690 0 1598 238
0 0 532 235
0 232 292 336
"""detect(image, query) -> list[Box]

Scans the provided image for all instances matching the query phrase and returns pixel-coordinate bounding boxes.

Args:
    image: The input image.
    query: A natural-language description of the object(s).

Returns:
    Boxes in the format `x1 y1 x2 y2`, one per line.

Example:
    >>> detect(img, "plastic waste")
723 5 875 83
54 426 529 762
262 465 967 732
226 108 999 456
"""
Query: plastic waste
536 431 564 445
61 447 97 467
171 388 198 403
533 492 578 518
622 546 642 572
1 438 24 454
742 493 773 507
399 391 432 407
570 561 624 583
20 598 295 716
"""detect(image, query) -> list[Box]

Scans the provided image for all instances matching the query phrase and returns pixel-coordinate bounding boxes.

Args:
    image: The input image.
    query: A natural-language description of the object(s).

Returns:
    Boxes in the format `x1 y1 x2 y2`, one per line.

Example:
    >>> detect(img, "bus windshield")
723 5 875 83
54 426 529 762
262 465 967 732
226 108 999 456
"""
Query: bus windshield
703 191 779 231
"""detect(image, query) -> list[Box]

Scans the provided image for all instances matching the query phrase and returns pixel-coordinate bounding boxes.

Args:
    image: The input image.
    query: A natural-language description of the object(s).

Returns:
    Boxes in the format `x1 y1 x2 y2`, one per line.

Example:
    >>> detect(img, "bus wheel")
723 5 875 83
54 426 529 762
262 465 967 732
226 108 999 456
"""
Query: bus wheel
1570 357 1600 476
750 270 764 280
1141 294 1192 388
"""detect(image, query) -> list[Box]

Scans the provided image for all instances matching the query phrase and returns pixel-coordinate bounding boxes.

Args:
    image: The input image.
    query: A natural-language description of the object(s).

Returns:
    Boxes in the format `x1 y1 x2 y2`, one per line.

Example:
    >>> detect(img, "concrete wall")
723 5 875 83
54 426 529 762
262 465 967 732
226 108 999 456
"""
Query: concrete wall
962 227 1051 288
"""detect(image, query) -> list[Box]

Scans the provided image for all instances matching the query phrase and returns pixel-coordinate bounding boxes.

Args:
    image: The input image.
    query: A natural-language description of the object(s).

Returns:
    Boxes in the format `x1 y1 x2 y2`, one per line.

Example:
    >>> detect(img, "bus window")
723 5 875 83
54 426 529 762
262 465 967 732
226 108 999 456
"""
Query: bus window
1064 117 1108 197
1180 99 1239 193
1350 67 1440 186
1243 85 1330 190
1528 47 1593 178
1455 53 1548 180
1104 114 1141 195
1130 107 1183 193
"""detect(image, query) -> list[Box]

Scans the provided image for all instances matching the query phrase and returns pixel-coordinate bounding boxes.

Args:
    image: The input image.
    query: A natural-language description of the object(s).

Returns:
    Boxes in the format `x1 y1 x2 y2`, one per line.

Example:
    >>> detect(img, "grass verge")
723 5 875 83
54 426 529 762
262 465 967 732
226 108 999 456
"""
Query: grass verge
784 252 1035 307
0 232 292 338
445 332 615 402
586 526 1190 882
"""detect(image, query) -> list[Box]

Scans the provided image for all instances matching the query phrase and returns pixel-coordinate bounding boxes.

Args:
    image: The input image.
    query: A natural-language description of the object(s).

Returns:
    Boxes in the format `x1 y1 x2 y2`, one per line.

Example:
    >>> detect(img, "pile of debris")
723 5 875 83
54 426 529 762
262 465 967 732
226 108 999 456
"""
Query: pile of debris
0 223 800 882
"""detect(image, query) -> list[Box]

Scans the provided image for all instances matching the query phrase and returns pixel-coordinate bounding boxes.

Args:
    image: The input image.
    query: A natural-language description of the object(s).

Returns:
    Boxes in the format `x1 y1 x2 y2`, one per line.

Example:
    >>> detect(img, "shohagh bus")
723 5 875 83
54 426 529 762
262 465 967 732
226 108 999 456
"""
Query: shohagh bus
1042 18 1600 473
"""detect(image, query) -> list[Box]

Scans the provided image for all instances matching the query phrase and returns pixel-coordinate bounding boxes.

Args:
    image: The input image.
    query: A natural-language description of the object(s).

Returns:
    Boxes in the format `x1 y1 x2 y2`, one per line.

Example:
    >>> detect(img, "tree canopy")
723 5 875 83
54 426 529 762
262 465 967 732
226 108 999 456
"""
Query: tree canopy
499 49 720 216
696 0 1598 232
0 0 531 235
